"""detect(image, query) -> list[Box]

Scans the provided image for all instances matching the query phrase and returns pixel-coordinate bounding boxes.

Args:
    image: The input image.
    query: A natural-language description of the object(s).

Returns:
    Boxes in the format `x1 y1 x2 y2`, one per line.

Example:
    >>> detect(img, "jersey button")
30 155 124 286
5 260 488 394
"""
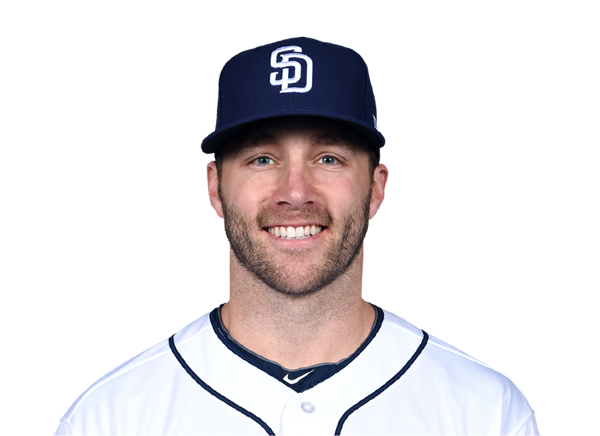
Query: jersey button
301 402 315 413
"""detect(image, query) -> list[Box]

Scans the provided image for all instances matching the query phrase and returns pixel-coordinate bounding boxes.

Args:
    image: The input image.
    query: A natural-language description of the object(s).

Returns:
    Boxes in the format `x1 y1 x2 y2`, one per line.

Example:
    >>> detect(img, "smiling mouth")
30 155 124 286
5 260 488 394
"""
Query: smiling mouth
264 225 325 240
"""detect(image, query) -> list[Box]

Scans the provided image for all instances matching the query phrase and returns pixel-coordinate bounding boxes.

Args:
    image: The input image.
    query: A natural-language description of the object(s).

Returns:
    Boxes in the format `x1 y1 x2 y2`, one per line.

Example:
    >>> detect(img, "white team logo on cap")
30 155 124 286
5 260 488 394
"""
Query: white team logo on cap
270 45 313 93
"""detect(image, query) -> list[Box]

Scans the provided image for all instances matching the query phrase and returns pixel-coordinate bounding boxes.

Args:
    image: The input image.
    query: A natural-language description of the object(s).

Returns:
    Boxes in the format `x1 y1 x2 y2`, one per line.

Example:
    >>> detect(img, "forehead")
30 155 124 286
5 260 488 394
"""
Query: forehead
221 116 369 156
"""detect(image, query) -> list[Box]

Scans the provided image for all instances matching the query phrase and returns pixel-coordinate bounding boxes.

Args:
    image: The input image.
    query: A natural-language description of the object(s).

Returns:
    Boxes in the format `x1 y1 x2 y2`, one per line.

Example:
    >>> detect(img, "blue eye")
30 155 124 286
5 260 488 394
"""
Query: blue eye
255 156 273 165
320 156 337 165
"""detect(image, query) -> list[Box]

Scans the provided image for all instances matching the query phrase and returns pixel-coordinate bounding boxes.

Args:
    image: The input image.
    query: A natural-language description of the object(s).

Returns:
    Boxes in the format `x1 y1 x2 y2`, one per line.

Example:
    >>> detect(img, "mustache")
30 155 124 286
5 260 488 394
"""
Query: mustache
256 204 333 227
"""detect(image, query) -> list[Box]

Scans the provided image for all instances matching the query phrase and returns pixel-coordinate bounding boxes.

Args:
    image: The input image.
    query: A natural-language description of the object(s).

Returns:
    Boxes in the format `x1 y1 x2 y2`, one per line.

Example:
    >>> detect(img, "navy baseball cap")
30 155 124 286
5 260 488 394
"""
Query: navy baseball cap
201 37 385 155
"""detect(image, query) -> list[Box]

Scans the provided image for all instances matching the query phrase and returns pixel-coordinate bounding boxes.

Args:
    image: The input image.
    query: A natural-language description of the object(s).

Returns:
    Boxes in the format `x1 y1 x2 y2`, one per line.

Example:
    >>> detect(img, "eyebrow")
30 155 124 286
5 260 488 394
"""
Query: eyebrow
310 133 357 154
230 132 280 159
235 132 357 155
241 132 281 149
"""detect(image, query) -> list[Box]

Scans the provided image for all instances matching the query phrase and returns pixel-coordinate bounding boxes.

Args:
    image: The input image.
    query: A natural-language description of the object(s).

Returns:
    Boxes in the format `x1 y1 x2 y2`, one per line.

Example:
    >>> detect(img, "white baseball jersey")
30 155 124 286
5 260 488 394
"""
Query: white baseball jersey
55 306 538 435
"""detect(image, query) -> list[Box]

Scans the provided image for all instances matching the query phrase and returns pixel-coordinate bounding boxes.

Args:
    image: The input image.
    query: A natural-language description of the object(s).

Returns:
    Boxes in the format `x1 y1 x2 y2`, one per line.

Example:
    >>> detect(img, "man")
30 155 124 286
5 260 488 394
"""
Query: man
55 37 538 435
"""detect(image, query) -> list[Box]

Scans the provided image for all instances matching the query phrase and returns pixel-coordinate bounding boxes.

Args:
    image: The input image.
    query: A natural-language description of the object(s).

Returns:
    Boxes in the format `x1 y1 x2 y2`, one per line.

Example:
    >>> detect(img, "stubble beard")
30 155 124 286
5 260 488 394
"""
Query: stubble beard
219 185 371 298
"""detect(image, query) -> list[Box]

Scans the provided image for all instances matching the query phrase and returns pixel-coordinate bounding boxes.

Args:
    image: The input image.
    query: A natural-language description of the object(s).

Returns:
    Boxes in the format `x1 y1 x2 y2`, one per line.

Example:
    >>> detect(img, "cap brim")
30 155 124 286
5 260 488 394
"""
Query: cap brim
201 111 385 155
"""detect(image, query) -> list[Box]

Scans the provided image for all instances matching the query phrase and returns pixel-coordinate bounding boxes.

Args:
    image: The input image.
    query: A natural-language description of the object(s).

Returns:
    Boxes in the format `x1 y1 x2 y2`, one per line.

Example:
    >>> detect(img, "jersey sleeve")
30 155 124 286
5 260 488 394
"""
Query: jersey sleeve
53 420 74 436
498 375 539 436
512 410 539 435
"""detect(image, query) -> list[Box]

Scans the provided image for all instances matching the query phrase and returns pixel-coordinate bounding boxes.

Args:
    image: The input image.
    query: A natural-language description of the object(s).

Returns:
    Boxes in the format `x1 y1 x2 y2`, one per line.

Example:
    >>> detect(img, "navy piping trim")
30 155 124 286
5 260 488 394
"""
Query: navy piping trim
168 335 274 435
334 330 429 435
210 304 385 392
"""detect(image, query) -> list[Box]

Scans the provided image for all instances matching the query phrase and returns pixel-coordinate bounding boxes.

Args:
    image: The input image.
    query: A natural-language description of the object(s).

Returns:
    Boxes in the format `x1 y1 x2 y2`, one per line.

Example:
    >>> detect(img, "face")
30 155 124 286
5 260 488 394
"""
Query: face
208 117 387 297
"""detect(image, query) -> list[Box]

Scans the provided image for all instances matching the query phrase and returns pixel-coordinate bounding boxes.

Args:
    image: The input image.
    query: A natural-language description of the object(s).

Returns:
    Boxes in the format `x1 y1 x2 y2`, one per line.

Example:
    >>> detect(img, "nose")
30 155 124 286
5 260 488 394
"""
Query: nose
272 160 316 209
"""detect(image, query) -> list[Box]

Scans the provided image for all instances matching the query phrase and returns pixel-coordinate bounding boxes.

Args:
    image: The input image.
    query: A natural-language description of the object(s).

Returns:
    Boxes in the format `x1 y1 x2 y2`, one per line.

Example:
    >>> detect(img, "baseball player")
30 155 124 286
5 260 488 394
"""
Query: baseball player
55 37 539 435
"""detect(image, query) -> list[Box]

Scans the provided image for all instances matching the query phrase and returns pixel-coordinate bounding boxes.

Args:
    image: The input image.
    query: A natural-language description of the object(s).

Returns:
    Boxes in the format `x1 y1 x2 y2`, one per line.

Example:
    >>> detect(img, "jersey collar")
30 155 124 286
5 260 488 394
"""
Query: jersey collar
210 304 384 392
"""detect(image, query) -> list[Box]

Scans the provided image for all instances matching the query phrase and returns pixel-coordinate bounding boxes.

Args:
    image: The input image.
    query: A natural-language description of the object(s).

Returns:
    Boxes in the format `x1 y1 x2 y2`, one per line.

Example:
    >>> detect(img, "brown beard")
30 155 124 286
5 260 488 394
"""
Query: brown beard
219 184 371 297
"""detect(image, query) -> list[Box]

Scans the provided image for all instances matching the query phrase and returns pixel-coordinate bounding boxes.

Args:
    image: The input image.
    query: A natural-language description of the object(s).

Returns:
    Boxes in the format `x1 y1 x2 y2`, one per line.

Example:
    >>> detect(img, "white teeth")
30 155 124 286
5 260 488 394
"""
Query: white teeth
267 225 324 239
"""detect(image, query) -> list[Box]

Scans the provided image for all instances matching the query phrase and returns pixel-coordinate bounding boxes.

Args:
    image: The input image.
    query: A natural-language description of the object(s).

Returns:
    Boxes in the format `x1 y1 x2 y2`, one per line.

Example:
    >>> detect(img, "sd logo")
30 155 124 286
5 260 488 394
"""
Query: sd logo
269 45 313 93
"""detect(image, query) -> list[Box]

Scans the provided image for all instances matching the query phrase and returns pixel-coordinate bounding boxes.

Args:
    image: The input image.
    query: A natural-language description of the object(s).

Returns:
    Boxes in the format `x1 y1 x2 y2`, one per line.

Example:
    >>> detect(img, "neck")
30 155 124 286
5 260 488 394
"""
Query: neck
220 247 375 369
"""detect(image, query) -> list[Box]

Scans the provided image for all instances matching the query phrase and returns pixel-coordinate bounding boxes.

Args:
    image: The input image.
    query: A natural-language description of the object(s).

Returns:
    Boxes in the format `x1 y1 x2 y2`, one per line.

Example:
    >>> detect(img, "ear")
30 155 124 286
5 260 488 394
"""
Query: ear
369 163 388 219
207 161 224 219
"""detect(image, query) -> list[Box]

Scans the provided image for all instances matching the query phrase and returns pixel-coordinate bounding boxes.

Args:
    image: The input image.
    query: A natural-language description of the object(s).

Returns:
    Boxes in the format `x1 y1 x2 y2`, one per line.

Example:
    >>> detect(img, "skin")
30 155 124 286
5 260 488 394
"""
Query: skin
207 117 388 369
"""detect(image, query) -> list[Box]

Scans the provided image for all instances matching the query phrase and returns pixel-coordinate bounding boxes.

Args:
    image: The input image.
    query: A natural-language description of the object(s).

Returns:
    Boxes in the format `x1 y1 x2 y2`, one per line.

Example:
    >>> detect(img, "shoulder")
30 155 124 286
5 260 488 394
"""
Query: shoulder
377 309 537 434
58 313 213 434
381 308 522 388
